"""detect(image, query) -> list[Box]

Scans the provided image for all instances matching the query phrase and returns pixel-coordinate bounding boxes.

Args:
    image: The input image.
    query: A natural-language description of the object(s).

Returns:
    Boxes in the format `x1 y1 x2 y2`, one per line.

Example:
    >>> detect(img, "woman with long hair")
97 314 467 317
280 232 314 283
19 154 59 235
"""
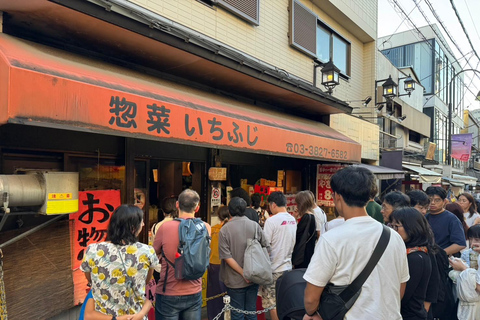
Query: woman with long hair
446 202 469 239
457 193 480 228
292 191 317 269
390 207 434 320
81 204 159 320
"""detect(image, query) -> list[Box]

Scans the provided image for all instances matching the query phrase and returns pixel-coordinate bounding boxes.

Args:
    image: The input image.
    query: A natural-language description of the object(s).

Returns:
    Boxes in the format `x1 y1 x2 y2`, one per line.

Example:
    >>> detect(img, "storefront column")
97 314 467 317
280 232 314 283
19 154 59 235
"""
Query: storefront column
125 138 135 205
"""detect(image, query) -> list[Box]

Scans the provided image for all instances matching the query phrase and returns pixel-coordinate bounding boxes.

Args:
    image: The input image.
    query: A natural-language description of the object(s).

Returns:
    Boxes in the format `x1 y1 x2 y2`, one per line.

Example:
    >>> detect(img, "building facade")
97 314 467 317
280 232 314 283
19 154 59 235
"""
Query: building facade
379 24 466 168
0 0 379 319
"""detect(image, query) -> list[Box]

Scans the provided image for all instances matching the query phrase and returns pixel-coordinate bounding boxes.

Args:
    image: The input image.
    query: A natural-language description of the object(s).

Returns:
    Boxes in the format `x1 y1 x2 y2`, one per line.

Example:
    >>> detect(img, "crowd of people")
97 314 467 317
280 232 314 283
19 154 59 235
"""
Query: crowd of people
77 167 480 320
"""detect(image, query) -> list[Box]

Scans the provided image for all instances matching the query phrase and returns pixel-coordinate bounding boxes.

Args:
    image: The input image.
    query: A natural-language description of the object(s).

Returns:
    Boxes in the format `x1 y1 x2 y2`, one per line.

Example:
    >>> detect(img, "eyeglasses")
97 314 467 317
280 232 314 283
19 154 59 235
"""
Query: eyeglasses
390 224 403 231
429 198 443 204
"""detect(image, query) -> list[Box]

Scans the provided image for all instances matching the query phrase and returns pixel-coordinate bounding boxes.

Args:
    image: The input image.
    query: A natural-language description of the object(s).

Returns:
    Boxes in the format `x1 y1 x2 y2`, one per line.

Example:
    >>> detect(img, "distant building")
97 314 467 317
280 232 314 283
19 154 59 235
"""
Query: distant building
379 24 466 168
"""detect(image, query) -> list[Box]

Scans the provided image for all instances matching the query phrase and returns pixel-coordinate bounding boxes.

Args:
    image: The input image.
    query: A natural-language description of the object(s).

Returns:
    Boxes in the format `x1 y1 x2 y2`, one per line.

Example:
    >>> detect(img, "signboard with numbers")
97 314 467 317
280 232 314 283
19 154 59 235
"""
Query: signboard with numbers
316 165 345 207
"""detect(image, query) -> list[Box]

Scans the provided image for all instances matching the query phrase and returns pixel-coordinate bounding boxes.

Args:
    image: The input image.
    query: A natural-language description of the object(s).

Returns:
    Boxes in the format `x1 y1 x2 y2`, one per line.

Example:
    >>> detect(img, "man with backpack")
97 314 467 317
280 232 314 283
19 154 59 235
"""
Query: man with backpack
153 189 211 320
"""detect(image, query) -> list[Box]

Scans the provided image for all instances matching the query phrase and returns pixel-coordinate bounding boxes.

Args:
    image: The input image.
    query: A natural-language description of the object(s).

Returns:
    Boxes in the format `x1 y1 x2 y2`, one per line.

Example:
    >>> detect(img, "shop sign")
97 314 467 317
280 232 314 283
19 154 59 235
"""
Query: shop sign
211 187 221 207
6 57 361 162
316 165 345 207
208 167 227 181
451 133 472 162
277 170 284 187
285 194 297 214
69 190 121 270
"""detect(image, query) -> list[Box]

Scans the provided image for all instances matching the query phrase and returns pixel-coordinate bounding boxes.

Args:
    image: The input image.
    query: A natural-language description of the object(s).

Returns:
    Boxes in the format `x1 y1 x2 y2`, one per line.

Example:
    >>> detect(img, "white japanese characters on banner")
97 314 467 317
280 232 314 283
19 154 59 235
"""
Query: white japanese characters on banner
316 165 345 207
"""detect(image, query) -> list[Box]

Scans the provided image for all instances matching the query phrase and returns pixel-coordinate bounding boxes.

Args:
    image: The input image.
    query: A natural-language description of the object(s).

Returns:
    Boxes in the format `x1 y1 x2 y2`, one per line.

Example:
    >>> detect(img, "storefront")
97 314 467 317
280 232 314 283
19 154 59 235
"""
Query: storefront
0 33 361 319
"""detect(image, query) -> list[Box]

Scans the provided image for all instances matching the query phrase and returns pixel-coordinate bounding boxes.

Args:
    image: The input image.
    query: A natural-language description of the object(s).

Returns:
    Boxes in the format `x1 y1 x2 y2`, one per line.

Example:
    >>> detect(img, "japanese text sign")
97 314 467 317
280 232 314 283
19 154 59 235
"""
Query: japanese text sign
316 165 345 207
70 190 121 270
7 53 361 162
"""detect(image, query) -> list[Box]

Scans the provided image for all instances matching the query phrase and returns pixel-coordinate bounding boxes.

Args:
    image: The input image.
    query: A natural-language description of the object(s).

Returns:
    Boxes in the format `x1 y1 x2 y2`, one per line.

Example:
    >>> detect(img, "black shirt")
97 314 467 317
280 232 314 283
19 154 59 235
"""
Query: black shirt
402 250 432 320
244 207 259 223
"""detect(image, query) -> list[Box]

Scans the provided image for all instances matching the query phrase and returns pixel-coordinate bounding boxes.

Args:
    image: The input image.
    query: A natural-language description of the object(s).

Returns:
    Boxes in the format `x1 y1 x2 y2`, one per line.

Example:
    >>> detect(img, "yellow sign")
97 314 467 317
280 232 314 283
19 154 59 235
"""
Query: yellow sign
46 199 79 215
48 193 73 200
425 142 436 160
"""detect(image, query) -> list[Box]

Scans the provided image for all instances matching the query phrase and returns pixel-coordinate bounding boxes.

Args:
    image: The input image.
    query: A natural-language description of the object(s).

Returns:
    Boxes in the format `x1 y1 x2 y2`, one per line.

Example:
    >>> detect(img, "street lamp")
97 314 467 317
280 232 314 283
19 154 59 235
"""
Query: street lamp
382 75 398 100
314 59 340 95
447 69 480 165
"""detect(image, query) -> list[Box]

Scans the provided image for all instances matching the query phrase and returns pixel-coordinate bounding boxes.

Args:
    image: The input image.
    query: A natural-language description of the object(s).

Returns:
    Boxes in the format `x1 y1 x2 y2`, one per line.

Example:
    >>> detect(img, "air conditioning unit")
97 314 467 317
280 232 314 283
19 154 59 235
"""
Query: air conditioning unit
0 171 79 215
474 160 480 171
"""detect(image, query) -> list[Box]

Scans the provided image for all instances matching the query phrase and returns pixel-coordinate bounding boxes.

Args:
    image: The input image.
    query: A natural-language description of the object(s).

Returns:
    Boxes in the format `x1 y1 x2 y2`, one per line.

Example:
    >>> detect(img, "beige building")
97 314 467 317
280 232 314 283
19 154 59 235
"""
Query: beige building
0 0 381 319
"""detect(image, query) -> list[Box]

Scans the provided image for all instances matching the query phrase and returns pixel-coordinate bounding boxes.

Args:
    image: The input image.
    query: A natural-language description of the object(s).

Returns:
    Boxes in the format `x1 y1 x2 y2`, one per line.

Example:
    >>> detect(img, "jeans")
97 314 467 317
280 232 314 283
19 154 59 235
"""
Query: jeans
155 292 202 320
227 284 259 320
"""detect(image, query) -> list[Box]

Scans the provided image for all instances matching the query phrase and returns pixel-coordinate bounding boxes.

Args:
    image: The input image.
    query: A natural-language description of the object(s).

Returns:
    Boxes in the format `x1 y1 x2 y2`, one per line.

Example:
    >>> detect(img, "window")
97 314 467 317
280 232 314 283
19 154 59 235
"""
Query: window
316 23 350 76
289 0 350 76
409 131 421 143
216 0 260 25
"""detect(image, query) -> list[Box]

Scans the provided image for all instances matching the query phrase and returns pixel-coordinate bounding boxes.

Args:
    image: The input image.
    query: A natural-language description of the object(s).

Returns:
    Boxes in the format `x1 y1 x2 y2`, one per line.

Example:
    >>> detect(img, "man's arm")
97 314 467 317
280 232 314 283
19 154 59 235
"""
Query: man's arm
304 282 324 318
400 282 407 299
444 244 465 256
223 257 250 283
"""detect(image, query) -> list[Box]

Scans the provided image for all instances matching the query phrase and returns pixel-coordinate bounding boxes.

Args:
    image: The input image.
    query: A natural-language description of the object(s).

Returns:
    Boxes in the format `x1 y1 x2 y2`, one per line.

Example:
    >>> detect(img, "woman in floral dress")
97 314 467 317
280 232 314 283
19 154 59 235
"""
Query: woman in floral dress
81 204 159 320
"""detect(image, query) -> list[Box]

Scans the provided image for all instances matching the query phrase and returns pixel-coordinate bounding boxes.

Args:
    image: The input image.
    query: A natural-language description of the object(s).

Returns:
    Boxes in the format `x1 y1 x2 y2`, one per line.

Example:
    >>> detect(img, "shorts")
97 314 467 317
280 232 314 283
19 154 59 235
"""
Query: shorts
260 271 285 309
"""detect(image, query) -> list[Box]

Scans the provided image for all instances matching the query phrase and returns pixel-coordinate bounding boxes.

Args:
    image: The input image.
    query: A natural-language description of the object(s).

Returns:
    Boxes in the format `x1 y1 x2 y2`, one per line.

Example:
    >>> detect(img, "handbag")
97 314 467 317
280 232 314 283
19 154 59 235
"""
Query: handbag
243 227 273 285
318 225 391 320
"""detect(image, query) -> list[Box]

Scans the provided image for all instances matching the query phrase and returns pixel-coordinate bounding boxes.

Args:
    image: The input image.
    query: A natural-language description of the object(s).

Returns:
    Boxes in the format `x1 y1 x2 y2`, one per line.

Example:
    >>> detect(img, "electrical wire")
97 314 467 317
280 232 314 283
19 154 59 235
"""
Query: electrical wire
423 0 480 88
462 0 480 43
449 0 480 64
378 2 419 51
384 0 479 107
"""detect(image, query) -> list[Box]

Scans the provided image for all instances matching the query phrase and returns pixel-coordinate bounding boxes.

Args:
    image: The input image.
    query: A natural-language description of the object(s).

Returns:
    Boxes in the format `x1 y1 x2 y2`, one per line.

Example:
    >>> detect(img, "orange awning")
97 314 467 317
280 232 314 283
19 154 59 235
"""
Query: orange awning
0 34 361 162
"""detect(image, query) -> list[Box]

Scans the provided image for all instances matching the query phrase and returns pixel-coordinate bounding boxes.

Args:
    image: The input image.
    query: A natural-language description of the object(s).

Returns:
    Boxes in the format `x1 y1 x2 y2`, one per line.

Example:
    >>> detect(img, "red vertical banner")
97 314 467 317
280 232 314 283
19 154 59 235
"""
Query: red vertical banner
70 190 121 304
316 165 345 207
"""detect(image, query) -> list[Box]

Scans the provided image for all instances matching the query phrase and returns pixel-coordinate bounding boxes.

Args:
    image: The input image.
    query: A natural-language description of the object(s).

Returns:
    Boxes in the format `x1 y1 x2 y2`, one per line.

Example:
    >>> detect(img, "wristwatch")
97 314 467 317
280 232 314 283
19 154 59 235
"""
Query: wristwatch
111 316 117 320
307 310 318 317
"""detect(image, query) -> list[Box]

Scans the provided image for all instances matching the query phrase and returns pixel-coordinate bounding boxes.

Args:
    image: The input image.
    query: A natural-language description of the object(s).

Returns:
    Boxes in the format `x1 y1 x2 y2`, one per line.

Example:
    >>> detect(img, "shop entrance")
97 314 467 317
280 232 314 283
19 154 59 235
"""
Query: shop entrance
147 160 206 229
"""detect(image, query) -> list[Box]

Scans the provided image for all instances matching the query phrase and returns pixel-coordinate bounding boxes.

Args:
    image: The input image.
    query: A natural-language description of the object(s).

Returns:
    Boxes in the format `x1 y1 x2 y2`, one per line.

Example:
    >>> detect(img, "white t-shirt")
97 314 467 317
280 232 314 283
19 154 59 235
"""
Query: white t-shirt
464 212 480 227
325 217 345 231
313 206 327 235
263 211 297 273
304 216 409 320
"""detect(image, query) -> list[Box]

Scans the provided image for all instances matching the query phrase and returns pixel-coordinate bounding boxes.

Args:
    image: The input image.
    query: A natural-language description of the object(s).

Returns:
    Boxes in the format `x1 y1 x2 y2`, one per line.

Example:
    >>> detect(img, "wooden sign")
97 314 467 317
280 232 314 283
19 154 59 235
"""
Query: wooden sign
208 167 227 181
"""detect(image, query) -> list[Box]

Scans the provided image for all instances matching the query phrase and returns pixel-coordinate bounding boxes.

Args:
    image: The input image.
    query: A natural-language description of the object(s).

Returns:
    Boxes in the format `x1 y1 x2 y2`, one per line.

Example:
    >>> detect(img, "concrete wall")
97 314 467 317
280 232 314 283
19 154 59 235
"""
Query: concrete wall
330 114 379 161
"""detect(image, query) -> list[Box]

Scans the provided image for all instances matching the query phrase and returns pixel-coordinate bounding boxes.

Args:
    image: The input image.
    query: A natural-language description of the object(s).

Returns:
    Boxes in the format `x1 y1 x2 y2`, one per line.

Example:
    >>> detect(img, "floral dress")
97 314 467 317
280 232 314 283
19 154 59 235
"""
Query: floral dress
80 242 159 319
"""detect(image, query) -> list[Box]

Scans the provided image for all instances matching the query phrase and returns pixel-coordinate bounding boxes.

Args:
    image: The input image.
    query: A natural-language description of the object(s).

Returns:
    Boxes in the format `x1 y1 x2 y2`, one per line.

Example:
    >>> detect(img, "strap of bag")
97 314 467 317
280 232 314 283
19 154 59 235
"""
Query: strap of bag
116 245 142 305
339 225 390 303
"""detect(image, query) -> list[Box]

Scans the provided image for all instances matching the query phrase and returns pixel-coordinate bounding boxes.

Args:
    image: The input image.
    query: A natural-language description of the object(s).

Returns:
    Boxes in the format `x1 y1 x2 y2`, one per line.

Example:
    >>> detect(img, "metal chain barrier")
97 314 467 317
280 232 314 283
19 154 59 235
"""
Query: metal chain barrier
203 291 226 303
211 295 276 320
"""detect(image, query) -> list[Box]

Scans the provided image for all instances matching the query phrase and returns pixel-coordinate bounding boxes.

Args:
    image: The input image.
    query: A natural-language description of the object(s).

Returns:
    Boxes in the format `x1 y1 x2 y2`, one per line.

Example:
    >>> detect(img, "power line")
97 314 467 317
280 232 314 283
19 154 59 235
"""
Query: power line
462 0 480 42
449 0 480 63
385 0 479 104
378 3 419 51
423 0 480 87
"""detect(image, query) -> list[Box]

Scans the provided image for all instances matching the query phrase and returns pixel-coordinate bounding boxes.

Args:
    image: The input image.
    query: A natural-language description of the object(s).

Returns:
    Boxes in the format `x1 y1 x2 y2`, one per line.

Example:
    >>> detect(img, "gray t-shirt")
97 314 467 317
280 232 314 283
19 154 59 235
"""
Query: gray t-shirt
219 215 267 288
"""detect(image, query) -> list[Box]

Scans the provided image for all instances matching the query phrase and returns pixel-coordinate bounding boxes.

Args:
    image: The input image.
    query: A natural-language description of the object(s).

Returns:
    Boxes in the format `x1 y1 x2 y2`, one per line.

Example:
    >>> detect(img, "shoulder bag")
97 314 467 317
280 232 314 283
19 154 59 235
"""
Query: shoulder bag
318 225 391 320
243 225 273 285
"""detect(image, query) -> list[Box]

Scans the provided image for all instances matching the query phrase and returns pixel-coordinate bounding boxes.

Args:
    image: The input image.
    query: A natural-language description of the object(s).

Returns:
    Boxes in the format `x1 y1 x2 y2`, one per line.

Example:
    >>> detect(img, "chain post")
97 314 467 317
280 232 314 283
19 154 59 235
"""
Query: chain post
223 295 231 320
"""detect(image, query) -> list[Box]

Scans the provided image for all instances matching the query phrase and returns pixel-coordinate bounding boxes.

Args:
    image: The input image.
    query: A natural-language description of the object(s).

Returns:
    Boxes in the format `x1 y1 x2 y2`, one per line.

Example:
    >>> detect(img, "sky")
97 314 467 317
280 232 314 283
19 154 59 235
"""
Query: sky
377 0 480 110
